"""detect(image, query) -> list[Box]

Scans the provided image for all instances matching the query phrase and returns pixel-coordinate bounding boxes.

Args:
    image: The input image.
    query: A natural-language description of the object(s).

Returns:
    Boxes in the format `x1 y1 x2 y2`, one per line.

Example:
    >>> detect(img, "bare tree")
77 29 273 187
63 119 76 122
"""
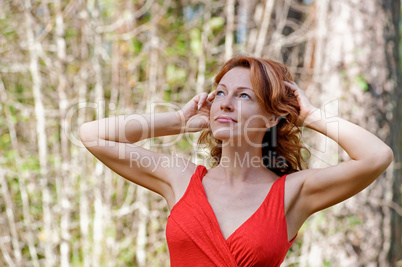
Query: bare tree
24 1 55 265
299 0 400 266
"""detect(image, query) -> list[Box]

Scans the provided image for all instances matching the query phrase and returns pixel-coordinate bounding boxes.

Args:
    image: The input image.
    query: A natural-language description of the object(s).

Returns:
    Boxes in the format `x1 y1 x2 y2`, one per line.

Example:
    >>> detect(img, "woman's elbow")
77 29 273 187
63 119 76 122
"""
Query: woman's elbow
373 146 394 172
383 146 394 167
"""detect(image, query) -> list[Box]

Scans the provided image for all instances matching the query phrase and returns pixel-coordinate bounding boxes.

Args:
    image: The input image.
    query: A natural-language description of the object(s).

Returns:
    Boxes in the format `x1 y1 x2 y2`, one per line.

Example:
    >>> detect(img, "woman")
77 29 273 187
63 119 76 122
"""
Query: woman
79 56 393 266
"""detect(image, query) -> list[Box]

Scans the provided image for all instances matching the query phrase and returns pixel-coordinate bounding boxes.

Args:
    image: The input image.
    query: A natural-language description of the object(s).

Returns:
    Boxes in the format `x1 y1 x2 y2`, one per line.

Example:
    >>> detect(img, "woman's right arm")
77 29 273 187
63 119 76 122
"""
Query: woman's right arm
80 111 186 144
79 92 215 208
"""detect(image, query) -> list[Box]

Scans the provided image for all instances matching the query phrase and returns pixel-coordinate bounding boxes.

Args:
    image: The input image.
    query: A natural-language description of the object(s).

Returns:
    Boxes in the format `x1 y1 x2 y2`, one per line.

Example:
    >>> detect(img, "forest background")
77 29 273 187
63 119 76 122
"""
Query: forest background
0 0 401 266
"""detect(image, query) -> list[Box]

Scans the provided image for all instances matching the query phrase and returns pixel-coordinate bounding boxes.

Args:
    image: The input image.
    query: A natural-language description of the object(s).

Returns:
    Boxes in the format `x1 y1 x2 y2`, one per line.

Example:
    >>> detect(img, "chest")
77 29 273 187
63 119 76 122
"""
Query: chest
202 180 273 240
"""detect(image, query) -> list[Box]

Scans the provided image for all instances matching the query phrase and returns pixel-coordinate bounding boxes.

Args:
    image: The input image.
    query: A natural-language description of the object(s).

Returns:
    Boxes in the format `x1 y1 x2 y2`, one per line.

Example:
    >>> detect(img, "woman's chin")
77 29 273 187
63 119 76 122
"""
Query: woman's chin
212 131 262 147
212 132 240 143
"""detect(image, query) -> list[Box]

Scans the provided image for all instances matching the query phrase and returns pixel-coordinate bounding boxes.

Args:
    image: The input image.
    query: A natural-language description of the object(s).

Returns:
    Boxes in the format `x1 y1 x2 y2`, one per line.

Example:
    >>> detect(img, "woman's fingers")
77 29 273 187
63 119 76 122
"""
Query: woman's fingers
284 81 298 91
284 80 319 127
207 90 217 101
285 81 308 101
197 92 209 110
285 81 304 98
197 91 217 110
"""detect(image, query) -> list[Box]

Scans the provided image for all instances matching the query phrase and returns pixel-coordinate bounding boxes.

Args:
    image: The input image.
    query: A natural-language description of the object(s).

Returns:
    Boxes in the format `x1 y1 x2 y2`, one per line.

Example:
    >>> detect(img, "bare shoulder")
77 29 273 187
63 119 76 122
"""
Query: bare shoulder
165 161 198 210
283 169 315 239
283 169 311 214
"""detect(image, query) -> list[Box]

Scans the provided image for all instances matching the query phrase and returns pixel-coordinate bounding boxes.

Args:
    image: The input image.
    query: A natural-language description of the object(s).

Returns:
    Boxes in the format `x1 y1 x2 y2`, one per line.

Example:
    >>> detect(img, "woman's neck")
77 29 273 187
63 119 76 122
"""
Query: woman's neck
217 141 268 184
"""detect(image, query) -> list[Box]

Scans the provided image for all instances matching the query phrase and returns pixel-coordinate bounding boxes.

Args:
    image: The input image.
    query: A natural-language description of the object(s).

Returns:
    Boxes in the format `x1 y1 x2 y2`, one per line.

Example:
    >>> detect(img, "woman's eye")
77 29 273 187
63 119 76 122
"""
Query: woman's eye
239 93 250 99
216 90 224 96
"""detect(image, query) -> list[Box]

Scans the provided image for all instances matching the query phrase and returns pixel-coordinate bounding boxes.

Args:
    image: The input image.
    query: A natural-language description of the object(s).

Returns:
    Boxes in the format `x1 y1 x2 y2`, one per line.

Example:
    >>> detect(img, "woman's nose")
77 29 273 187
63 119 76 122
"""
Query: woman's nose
220 96 234 111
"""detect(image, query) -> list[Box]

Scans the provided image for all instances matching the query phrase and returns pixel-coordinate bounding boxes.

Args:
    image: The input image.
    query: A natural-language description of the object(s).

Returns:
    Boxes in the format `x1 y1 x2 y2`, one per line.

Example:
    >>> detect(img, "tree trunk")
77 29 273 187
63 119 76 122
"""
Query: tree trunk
300 0 400 266
24 1 55 265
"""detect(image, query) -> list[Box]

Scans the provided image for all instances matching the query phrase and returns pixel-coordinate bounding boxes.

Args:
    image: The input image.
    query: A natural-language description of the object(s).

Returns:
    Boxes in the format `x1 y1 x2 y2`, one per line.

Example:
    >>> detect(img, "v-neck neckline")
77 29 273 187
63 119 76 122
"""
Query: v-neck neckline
197 166 285 243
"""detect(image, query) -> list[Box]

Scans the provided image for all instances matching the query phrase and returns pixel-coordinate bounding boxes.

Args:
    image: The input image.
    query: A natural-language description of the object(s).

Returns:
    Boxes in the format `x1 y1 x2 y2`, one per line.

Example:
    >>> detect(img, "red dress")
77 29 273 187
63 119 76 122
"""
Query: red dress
166 165 297 266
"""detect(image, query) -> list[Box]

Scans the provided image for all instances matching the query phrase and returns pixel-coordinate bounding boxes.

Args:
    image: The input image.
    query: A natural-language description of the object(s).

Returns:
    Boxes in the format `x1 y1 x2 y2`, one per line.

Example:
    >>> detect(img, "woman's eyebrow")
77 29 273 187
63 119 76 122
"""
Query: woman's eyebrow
218 83 253 91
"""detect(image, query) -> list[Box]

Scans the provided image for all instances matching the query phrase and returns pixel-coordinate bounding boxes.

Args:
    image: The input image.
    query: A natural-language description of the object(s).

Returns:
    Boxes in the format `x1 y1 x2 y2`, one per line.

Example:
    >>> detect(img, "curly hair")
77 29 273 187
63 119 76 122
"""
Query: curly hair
197 56 310 175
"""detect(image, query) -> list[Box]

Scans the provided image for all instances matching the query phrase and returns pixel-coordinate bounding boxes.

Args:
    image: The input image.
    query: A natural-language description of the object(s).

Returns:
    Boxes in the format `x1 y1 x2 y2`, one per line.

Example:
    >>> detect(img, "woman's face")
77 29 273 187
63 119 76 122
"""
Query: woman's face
210 67 274 145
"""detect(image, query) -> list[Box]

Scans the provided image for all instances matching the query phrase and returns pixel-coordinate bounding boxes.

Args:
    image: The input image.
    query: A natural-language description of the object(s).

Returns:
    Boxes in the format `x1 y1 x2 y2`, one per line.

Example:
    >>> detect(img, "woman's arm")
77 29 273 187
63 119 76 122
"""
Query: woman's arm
302 108 393 211
79 111 184 144
304 108 393 169
79 92 215 207
80 91 214 144
284 81 393 215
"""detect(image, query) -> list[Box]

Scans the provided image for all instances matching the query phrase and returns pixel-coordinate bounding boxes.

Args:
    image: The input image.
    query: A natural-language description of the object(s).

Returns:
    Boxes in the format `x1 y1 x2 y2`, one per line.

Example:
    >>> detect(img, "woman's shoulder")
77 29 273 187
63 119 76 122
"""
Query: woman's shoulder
283 169 311 202
169 161 198 184
285 168 311 183
166 162 199 209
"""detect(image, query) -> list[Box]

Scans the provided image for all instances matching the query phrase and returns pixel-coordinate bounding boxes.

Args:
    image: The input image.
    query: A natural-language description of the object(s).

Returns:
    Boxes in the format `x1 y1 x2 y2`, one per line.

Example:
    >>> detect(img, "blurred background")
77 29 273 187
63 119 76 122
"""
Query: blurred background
0 0 400 266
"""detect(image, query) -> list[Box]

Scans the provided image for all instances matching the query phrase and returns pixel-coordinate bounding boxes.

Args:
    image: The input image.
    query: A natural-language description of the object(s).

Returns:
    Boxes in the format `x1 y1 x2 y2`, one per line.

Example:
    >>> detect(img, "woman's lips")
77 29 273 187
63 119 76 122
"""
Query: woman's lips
215 116 237 123
216 118 235 123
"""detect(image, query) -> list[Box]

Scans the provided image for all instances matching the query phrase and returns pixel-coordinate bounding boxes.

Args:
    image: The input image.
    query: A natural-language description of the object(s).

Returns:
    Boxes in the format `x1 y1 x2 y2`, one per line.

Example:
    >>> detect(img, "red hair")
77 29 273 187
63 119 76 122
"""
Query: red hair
198 56 310 175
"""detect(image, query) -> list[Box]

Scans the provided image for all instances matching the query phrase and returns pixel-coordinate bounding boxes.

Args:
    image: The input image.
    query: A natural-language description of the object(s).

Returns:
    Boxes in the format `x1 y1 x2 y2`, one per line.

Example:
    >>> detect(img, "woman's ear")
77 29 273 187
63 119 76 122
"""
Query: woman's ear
265 114 288 128
265 115 279 128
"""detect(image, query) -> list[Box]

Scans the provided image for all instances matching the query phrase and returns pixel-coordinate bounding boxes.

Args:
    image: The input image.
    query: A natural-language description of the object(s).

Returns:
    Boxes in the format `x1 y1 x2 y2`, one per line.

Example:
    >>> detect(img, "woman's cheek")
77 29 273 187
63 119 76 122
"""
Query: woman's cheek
210 102 219 117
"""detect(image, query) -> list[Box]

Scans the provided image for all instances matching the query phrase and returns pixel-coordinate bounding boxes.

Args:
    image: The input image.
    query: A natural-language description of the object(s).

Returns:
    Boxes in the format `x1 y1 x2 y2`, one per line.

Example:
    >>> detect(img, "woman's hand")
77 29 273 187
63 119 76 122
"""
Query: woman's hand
178 91 217 132
284 81 318 127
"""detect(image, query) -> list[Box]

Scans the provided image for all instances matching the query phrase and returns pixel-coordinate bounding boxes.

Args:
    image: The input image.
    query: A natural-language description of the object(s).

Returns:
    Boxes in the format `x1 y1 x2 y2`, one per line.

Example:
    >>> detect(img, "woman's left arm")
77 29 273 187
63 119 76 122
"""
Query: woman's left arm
285 81 394 214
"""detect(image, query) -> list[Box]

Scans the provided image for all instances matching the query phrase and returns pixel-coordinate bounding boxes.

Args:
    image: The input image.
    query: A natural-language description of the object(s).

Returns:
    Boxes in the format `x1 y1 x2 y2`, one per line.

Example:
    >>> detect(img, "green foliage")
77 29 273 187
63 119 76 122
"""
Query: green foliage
0 132 11 150
177 137 192 151
208 17 225 30
346 215 363 228
301 149 310 161
164 87 172 102
190 28 202 56
131 38 143 55
9 176 20 194
0 13 17 43
166 64 186 84
353 74 369 92
117 246 136 265
98 0 116 18
4 149 15 162
22 156 40 172
65 27 78 39
166 37 187 56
